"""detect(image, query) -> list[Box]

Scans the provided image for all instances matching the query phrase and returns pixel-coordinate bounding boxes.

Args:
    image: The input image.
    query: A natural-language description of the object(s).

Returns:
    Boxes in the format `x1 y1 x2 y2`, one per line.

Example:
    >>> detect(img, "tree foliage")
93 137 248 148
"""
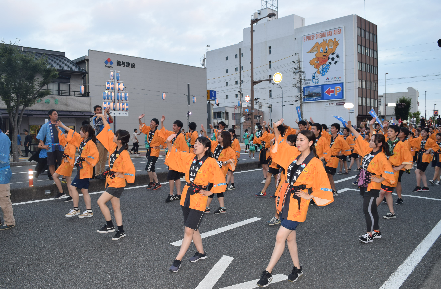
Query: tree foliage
0 42 58 161
394 96 412 121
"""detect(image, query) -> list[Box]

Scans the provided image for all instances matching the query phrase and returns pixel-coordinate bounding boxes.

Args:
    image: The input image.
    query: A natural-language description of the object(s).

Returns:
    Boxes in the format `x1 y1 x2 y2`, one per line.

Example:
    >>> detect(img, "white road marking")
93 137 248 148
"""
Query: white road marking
139 162 146 163
195 255 234 289
12 173 16 175
242 159 247 160
16 166 22 168
19 172 28 174
157 168 162 169
392 193 441 202
334 175 355 183
170 217 261 247
16 182 23 184
338 188 359 194
380 218 441 289
219 274 288 289
136 170 141 172
233 168 261 174
37 180 43 182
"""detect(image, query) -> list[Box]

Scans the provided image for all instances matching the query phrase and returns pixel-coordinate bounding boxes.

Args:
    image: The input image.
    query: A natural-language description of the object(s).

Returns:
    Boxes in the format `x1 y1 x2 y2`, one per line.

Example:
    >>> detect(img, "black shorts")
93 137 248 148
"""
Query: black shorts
146 156 158 172
350 153 359 159
325 166 336 175
106 187 124 198
360 188 380 198
417 162 429 172
260 149 268 165
268 167 279 175
182 206 204 231
380 184 395 192
338 155 347 162
398 170 405 182
47 150 63 166
71 174 90 190
167 169 182 181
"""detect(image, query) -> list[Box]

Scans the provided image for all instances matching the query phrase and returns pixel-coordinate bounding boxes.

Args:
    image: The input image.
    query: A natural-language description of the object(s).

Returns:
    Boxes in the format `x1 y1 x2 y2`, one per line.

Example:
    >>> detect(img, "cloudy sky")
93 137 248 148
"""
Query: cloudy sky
2 0 439 116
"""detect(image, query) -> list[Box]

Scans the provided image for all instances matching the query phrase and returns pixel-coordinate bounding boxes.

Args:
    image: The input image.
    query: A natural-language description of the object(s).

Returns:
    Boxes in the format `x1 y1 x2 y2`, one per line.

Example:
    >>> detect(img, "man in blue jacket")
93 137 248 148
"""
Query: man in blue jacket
0 117 15 230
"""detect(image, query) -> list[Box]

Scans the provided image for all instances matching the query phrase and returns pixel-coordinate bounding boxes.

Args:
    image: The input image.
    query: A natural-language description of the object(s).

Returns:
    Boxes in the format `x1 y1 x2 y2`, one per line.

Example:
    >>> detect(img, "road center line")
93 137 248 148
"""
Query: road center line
219 274 287 289
334 175 356 183
195 255 234 289
170 217 261 247
380 218 441 289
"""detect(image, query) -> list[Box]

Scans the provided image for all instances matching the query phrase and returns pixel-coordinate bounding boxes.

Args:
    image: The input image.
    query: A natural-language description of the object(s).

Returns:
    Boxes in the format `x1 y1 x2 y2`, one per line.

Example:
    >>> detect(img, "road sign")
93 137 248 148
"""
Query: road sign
434 110 439 116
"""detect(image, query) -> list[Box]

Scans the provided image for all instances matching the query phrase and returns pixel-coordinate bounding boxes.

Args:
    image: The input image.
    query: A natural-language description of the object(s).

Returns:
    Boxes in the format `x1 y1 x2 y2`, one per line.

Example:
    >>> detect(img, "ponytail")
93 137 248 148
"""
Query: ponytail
115 129 130 150
374 134 392 156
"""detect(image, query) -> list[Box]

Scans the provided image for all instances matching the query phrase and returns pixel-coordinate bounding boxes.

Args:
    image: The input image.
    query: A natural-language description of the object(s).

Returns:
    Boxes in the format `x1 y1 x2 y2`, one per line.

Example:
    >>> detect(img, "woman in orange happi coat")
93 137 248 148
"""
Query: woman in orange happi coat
257 119 333 288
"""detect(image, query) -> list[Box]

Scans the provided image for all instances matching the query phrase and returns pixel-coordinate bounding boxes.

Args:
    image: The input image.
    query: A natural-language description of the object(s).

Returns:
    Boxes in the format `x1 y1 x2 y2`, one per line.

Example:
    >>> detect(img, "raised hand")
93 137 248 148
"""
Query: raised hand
139 114 145 120
273 118 284 128
166 134 176 143
161 115 165 122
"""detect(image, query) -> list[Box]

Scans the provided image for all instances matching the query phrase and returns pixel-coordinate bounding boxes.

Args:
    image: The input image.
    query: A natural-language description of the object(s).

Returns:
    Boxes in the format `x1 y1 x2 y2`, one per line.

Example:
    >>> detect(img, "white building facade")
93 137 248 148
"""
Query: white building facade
207 10 378 128
378 87 419 121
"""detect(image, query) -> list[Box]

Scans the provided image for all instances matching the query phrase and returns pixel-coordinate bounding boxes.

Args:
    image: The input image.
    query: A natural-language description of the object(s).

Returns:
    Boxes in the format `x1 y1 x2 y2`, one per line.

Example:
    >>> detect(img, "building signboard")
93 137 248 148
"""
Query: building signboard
302 27 345 102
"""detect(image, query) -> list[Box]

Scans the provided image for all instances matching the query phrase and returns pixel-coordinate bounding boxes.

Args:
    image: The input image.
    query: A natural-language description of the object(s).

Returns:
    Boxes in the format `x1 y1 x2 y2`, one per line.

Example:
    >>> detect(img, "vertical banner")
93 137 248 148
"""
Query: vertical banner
296 106 302 121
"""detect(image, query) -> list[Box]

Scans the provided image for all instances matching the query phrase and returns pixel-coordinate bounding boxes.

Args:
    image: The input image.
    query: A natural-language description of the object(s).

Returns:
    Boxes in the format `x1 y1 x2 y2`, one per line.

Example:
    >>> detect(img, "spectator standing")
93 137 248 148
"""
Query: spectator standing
0 117 15 230
92 105 113 179
24 130 32 157
130 129 140 154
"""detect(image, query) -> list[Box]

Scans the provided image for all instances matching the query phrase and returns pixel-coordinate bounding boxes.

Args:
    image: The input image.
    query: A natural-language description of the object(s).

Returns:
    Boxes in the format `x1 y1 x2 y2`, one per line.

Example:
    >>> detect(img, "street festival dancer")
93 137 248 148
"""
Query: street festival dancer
96 115 135 241
139 114 164 190
165 134 227 273
92 105 113 179
0 117 15 231
257 119 333 287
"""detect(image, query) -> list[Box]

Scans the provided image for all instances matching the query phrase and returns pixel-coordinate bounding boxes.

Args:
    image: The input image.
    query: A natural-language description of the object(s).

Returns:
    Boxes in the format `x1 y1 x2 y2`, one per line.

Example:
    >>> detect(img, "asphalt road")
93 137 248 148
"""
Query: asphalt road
1 161 441 289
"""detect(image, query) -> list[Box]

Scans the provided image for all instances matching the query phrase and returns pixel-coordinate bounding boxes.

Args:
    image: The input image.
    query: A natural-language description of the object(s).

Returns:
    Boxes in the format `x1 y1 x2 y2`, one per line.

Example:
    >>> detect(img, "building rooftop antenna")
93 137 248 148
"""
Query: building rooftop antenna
261 0 278 14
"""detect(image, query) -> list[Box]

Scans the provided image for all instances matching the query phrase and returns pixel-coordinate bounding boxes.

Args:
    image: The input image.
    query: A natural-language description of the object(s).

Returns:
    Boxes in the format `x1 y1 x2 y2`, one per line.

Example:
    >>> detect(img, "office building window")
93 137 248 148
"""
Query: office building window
269 61 271 69
235 94 238 98
241 66 243 70
226 56 228 60
358 79 362 88
235 67 238 72
269 90 272 98
226 82 228 86
241 53 243 57
358 45 362 54
359 97 362 105
226 95 229 99
235 80 238 85
357 27 361 36
269 46 272 54
226 69 228 73
235 54 238 58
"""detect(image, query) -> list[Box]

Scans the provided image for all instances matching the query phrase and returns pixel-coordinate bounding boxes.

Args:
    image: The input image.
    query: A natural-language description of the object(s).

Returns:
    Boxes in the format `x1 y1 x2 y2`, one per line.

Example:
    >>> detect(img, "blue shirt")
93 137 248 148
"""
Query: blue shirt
36 122 65 152
92 116 111 144
17 134 22 145
0 131 12 184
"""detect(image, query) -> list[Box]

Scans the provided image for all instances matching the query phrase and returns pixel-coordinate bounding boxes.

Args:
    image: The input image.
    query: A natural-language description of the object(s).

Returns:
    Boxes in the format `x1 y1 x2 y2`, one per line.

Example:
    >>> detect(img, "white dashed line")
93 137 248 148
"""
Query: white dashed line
334 175 356 183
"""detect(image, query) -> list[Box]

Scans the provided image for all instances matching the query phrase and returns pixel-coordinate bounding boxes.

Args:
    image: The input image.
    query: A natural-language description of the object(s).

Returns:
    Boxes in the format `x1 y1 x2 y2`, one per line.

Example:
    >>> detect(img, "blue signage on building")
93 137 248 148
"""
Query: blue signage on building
303 82 344 102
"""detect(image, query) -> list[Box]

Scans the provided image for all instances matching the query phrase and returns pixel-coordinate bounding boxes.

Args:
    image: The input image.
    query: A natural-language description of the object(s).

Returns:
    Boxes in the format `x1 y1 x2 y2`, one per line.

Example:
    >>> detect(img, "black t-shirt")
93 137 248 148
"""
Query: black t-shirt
51 124 59 150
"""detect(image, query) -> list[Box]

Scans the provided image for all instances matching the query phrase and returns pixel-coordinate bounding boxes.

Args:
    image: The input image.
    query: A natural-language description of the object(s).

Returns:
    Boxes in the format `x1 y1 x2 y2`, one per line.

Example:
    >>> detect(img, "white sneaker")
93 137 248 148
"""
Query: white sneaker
261 179 266 184
252 157 255 159
78 211 93 218
65 209 80 217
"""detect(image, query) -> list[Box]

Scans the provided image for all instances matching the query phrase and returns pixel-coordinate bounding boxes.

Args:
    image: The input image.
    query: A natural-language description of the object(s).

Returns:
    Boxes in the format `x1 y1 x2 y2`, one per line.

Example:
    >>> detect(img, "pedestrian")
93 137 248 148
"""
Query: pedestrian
92 105 113 179
0 117 15 230
248 133 255 159
257 119 333 287
243 129 250 152
158 116 188 202
186 122 199 153
58 123 99 218
16 132 22 156
347 120 395 243
139 114 164 190
165 134 227 273
130 129 140 154
24 130 32 157
36 110 66 197
95 114 135 240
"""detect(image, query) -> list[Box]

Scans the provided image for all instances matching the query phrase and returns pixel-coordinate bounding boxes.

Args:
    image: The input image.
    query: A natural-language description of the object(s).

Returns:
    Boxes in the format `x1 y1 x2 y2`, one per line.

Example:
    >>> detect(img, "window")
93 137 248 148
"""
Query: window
226 56 228 60
364 97 367 106
226 82 228 86
359 97 362 105
269 90 272 98
358 62 362 71
374 50 377 59
374 99 377 107
235 67 238 72
362 29 365 38
362 80 366 89
241 66 243 70
235 80 238 85
225 112 229 120
362 63 365 71
269 61 271 69
235 54 238 58
241 53 243 57
235 94 238 98
365 47 368 55
374 35 377 43
226 95 228 99
269 75 271 79
358 79 362 88
357 27 361 36
226 69 228 73
269 46 272 54
370 49 373 58
358 45 362 54
361 46 365 55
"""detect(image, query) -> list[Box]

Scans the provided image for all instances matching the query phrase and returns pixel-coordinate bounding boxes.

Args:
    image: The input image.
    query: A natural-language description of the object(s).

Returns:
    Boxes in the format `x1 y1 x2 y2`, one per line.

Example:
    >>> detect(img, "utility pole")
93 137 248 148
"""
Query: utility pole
425 91 427 119
187 83 190 128
239 47 243 142
293 54 305 120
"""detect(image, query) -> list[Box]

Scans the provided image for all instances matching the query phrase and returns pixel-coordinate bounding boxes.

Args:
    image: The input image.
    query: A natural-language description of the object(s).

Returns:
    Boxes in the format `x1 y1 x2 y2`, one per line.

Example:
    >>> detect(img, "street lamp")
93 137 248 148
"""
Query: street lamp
250 12 276 134
384 72 388 119
272 72 283 118
344 102 354 123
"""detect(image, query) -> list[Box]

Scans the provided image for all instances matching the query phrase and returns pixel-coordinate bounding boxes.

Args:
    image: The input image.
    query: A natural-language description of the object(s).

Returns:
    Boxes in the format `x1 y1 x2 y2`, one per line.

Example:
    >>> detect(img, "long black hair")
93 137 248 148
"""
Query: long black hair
221 131 231 148
196 136 212 158
373 134 392 156
115 129 131 150
81 124 96 143
298 130 317 157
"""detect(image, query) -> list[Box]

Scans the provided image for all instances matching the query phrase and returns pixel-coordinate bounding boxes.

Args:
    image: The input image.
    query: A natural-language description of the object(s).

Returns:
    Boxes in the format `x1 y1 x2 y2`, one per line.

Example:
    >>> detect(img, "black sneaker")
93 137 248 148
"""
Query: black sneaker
204 207 211 214
396 198 404 205
97 224 116 234
189 252 207 263
174 195 181 200
288 266 303 282
214 207 226 214
165 195 174 203
412 186 421 192
420 187 429 192
372 231 382 239
152 183 162 190
359 233 373 243
146 182 154 190
169 259 182 273
54 192 65 199
332 190 338 196
112 230 126 240
64 196 73 203
429 180 435 186
383 212 397 219
257 270 273 287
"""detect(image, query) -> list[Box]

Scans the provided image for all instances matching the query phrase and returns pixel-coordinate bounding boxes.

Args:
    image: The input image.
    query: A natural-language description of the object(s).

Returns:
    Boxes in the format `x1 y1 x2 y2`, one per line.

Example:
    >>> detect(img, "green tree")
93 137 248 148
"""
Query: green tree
394 96 412 121
409 111 421 127
0 43 58 162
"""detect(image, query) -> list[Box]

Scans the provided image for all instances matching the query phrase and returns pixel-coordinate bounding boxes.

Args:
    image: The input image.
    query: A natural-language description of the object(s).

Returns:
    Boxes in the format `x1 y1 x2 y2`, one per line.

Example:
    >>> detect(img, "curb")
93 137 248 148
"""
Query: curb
10 161 260 203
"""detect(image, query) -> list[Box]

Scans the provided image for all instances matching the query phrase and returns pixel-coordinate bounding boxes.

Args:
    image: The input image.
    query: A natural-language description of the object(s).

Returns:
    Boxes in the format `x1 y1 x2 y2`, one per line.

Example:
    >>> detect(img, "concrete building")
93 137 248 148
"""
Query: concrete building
74 50 207 134
207 8 378 128
378 87 419 121
0 46 89 150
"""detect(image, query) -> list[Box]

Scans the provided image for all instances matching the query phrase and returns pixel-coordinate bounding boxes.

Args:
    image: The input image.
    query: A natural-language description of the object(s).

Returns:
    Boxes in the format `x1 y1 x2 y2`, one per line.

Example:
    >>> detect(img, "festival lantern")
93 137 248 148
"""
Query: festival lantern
80 85 85 94
116 72 120 81
110 71 114 80
103 91 107 100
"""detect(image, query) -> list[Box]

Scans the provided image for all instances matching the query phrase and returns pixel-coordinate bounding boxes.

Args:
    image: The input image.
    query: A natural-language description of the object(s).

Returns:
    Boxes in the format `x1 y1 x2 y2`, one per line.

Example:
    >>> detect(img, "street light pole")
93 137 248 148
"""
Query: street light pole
273 83 283 118
425 91 427 119
250 12 276 135
384 74 387 118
